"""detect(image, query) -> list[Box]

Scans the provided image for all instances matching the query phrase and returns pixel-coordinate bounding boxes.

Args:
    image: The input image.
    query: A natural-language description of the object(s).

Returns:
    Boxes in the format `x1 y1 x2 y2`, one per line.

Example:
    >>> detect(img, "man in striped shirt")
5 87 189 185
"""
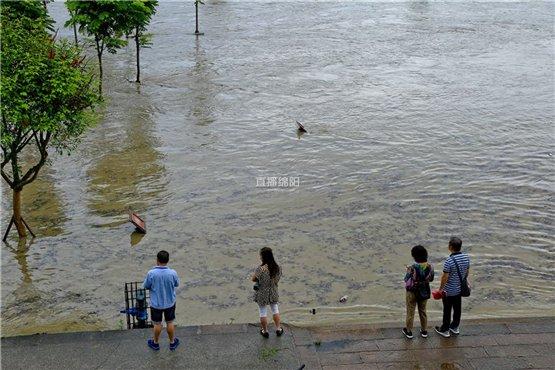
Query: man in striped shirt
435 237 471 338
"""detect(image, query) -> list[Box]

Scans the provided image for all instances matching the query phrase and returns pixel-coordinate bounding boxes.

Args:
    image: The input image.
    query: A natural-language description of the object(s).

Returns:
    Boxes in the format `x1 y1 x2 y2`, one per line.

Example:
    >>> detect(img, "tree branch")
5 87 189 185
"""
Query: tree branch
1 168 14 188
19 158 46 188
15 130 35 153
10 141 20 184
1 146 10 168
19 132 51 186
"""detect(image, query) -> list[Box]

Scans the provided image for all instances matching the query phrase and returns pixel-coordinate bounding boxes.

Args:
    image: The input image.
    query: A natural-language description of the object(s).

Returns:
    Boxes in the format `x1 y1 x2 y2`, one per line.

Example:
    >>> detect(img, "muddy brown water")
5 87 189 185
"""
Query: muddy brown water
1 1 554 336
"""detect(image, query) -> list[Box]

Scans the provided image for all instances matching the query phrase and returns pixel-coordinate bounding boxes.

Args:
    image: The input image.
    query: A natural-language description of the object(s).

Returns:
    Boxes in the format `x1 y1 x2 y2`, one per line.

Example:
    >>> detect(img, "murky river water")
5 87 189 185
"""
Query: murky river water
1 1 554 336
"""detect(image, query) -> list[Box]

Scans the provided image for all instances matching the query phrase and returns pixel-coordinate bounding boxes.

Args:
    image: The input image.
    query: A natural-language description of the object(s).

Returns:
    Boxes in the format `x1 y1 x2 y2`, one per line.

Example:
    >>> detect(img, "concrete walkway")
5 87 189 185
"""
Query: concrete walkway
1 317 553 369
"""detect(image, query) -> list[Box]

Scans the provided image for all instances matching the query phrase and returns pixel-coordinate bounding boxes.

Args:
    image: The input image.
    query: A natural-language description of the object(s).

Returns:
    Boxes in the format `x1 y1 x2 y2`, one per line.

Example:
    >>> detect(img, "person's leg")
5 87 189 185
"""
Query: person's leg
153 323 162 343
167 321 175 342
441 296 453 332
150 307 163 345
164 305 178 346
450 295 462 330
260 317 269 332
417 298 428 332
270 303 281 331
405 291 416 331
259 305 269 333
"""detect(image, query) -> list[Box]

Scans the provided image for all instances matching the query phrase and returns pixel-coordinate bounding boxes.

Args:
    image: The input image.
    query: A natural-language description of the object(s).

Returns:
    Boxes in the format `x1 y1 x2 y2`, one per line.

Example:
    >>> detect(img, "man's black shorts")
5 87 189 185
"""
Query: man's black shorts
150 304 176 323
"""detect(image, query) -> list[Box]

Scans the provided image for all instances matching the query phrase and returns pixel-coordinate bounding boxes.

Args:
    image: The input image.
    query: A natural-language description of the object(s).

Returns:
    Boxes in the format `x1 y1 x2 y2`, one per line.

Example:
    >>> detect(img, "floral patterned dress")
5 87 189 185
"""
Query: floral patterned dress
253 264 281 306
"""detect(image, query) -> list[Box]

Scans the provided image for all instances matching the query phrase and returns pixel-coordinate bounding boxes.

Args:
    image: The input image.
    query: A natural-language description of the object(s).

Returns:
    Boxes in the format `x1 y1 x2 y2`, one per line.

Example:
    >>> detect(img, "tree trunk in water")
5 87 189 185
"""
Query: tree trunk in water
13 189 26 239
135 28 140 83
73 24 78 46
97 51 103 95
95 37 103 95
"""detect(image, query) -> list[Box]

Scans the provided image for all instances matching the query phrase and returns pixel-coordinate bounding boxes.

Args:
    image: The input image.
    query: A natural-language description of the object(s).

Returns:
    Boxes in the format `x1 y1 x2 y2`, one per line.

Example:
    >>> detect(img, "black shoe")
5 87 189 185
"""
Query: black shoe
169 338 180 351
420 330 428 338
402 328 413 339
435 326 450 338
260 329 269 338
276 328 284 337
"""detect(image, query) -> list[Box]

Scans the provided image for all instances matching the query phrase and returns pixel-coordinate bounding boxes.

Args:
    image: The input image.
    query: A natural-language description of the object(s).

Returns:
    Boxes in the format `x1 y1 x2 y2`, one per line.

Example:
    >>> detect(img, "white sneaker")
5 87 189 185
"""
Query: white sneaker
450 327 460 335
435 326 451 338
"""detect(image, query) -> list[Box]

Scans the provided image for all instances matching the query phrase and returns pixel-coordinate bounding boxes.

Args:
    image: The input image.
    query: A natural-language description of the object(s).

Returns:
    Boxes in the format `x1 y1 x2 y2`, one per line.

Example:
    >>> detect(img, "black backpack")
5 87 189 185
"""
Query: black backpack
412 265 431 301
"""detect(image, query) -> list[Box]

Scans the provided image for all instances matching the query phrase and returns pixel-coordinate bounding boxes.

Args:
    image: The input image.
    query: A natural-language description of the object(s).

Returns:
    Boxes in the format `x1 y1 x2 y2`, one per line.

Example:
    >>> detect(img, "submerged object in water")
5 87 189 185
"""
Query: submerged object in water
296 120 307 133
129 212 146 234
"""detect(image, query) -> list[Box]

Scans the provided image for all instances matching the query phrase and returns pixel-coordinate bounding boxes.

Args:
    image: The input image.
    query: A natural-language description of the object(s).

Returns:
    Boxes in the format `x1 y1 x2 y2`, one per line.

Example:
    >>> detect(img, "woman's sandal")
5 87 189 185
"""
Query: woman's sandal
260 329 269 338
276 328 284 337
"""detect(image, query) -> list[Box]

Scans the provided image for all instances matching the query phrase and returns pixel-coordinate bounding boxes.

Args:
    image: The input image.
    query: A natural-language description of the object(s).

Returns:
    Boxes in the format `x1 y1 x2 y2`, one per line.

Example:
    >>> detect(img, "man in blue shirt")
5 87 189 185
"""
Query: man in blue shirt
143 250 180 350
435 237 471 338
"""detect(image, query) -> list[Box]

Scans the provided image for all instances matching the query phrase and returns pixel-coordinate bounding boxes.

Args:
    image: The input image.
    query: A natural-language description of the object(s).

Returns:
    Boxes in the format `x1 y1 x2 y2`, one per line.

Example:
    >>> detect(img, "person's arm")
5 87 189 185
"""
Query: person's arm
439 259 450 291
466 257 470 286
251 266 260 282
403 266 412 282
466 267 471 286
428 265 435 283
143 272 152 290
439 272 449 291
174 272 180 288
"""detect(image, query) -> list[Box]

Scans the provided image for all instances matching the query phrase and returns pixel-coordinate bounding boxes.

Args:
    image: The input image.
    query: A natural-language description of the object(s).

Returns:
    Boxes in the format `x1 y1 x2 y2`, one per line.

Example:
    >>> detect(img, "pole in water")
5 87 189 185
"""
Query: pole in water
194 0 204 35
2 216 14 241
195 1 199 34
2 215 35 241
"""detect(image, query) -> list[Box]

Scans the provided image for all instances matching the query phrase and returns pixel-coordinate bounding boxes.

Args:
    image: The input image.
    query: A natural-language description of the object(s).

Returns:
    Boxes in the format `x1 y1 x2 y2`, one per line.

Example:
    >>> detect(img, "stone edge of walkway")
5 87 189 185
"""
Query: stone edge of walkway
289 316 555 370
1 316 554 369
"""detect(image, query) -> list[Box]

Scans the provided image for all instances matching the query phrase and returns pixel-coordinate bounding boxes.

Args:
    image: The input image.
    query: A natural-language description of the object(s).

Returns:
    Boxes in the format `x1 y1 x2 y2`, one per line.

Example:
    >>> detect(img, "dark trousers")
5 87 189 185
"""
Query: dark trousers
441 295 462 331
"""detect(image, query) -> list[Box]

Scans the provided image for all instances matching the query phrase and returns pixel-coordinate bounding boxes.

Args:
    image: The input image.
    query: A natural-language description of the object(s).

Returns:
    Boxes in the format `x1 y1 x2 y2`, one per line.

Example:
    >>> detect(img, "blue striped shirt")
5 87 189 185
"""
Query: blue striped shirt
443 252 470 297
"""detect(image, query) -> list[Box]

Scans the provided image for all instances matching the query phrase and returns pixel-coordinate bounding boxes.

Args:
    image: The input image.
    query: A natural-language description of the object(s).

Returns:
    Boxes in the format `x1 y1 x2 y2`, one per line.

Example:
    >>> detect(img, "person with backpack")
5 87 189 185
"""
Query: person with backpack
435 237 471 338
403 245 434 339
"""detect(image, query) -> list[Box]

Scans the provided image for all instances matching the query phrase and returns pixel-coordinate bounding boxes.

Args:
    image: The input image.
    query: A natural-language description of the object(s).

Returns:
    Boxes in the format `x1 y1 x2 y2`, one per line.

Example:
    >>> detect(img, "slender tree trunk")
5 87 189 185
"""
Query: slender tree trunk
73 24 78 46
135 27 140 83
98 54 104 97
94 37 103 95
97 52 103 95
13 189 26 238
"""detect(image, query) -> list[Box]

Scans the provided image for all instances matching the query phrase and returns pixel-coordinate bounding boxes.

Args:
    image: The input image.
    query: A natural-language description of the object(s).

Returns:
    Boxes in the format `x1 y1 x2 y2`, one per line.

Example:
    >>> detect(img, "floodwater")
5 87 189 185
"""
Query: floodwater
1 1 554 336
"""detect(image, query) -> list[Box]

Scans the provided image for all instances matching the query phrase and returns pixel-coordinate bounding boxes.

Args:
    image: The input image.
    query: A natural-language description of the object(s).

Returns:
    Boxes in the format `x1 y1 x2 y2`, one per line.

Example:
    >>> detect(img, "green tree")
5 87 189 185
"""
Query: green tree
120 0 158 83
1 0 54 30
65 0 129 95
1 9 100 239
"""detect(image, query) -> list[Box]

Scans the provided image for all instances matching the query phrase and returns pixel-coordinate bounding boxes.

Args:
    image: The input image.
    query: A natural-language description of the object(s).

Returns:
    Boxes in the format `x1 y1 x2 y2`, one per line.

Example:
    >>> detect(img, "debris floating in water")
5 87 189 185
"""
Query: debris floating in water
339 295 348 303
296 120 307 133
129 212 146 234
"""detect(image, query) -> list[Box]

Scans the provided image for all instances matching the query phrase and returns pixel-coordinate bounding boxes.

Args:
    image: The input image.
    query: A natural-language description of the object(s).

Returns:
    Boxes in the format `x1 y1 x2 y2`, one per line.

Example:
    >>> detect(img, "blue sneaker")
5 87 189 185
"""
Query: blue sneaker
169 338 180 351
147 339 160 351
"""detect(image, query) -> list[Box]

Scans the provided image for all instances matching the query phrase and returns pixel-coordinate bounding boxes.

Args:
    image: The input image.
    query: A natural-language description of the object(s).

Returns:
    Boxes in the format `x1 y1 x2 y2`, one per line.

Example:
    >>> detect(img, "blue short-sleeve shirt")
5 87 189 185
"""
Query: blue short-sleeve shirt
143 266 180 309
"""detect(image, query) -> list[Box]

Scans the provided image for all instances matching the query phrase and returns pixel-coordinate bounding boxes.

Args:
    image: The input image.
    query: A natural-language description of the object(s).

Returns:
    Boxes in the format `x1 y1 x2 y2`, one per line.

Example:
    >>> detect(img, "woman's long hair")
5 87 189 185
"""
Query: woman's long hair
260 247 280 280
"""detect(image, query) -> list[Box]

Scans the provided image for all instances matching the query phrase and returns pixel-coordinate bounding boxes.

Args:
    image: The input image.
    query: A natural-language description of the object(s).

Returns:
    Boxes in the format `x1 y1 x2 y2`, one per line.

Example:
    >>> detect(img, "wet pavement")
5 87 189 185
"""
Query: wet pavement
2 317 553 369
